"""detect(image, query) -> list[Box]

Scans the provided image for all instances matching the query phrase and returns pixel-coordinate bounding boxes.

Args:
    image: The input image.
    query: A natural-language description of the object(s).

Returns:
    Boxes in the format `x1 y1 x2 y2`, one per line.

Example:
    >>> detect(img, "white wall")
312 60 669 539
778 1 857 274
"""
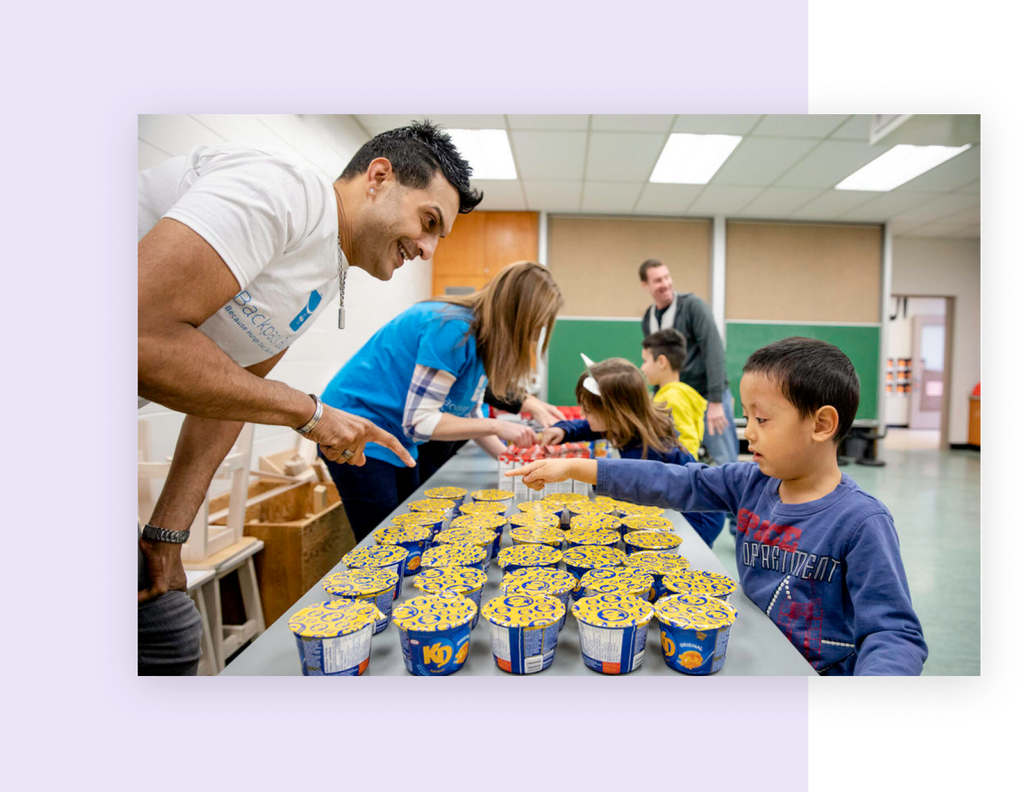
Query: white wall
138 115 434 495
885 296 947 426
891 238 980 444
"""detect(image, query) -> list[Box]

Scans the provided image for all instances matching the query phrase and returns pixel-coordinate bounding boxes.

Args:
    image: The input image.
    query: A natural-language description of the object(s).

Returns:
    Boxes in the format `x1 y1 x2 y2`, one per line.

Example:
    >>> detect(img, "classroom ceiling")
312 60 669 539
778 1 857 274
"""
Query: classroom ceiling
352 115 981 239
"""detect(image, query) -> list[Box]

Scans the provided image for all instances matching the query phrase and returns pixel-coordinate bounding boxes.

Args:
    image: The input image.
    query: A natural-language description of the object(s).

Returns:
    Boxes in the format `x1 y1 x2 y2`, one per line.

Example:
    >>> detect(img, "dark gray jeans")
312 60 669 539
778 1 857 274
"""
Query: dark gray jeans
138 545 204 675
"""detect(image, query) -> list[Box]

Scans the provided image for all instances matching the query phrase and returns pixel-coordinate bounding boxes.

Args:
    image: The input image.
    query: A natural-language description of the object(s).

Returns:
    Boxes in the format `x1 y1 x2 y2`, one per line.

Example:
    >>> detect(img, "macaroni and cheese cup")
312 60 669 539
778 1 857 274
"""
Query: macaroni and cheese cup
620 515 676 536
408 498 457 529
500 567 578 631
569 512 622 532
623 530 682 555
654 594 738 675
507 511 561 530
434 526 498 571
564 526 621 550
593 496 626 511
615 503 666 519
322 567 400 634
420 542 488 572
392 594 477 676
344 544 409 600
623 551 692 600
469 489 515 516
571 593 655 675
561 545 627 599
517 501 562 517
412 566 488 629
662 570 737 603
566 500 617 521
423 486 467 510
461 501 511 517
391 511 446 538
542 492 588 526
450 513 508 559
497 544 563 574
375 524 432 576
481 593 566 674
509 524 565 549
288 599 383 676
578 566 656 601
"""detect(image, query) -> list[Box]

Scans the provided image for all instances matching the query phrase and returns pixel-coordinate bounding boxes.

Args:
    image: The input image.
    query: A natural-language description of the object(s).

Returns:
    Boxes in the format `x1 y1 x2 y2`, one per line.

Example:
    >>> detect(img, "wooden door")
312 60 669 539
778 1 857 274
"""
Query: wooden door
431 211 539 297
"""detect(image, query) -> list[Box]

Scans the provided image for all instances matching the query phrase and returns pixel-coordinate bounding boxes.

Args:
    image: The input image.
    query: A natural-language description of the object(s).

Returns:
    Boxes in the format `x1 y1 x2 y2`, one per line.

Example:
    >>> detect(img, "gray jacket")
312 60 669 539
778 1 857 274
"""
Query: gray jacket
641 292 728 402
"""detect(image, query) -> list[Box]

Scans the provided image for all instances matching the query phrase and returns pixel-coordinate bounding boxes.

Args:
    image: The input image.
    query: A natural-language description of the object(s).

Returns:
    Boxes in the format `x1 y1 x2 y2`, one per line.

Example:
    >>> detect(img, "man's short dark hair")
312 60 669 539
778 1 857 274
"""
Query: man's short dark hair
339 120 484 214
642 328 687 373
639 258 667 282
742 337 860 444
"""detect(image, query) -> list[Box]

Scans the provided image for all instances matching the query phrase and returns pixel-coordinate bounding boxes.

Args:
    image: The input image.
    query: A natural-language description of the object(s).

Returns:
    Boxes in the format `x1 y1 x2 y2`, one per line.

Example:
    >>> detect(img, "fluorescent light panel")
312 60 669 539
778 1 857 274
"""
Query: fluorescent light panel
649 133 743 184
835 144 971 192
447 129 517 180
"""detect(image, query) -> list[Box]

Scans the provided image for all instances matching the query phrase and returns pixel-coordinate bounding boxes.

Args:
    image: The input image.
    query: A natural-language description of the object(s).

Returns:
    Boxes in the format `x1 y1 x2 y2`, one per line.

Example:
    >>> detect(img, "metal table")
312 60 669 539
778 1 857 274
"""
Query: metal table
223 443 816 676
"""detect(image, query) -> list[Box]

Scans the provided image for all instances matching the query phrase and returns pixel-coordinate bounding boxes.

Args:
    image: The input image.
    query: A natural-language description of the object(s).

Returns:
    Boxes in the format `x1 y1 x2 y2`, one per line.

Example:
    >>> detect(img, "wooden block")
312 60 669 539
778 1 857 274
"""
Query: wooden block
312 484 328 514
283 455 307 476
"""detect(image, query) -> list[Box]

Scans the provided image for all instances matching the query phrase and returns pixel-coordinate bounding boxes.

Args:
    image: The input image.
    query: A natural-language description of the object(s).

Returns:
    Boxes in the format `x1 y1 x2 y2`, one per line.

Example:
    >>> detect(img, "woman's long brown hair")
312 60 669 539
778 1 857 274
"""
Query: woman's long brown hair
575 358 679 459
433 261 563 400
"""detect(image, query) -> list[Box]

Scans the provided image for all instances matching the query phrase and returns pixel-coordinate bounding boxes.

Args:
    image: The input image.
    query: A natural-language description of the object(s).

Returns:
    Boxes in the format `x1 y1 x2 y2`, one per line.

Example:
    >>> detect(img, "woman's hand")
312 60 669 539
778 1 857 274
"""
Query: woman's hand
494 420 539 448
521 394 567 428
539 426 566 445
505 458 598 490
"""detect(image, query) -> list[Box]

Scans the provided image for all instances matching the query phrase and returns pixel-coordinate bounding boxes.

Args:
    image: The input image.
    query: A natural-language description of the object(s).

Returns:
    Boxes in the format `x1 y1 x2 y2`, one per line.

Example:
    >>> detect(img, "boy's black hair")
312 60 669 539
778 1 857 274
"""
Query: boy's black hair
642 327 687 373
639 258 666 282
742 337 860 444
339 120 483 214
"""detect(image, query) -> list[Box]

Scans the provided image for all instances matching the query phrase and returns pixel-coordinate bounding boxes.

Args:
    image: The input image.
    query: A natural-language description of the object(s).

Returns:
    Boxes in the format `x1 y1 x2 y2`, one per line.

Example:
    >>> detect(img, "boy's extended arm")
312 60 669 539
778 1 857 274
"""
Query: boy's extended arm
845 514 929 676
553 419 602 443
594 458 744 514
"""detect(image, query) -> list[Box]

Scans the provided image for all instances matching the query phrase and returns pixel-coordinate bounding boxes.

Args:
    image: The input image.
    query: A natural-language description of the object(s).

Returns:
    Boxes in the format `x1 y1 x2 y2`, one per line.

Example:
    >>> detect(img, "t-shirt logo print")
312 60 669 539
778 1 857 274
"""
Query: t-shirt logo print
289 289 322 332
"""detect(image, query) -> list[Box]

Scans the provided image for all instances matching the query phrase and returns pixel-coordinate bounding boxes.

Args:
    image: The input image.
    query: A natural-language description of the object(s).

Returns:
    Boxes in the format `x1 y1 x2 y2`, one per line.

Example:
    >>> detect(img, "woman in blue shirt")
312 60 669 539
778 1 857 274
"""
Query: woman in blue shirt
321 261 563 540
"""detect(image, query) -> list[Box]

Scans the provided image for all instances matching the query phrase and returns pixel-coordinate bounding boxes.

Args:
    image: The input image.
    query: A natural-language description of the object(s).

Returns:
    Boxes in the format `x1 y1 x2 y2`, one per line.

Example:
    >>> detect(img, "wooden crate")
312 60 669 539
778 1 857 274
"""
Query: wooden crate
209 481 356 625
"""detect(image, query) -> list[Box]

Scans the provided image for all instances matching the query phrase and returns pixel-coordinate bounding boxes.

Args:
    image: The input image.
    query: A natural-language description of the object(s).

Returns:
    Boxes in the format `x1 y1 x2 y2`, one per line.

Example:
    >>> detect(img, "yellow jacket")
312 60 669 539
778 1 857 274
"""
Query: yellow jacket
653 382 707 458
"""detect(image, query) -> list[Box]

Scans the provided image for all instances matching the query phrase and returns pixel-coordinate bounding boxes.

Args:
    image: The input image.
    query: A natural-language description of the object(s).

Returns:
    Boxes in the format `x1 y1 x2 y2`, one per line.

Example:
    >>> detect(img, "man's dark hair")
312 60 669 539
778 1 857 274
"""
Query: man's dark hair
339 120 483 214
742 337 860 444
642 328 687 373
639 258 667 282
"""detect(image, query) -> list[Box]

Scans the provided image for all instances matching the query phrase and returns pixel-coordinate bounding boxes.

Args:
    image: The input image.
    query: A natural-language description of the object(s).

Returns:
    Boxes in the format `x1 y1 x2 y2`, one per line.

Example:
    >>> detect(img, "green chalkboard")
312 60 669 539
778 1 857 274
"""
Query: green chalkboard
546 318 880 421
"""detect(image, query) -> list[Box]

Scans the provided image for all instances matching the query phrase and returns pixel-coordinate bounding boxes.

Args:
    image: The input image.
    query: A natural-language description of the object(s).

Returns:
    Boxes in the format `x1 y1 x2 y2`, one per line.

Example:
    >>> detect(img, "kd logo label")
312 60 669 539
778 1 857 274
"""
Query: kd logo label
422 643 453 666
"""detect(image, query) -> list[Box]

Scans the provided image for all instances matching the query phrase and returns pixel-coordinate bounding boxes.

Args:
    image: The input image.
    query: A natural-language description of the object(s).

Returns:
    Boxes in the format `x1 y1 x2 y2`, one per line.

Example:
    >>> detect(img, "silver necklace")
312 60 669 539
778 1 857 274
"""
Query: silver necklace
337 238 348 329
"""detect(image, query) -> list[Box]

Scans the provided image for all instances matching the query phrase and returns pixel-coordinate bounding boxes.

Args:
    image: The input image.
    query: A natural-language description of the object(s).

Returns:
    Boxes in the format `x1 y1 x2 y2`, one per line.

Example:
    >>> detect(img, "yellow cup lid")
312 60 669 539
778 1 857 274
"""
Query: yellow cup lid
420 542 487 568
509 525 565 547
375 524 432 544
593 496 626 510
561 545 627 569
435 527 497 548
481 593 565 628
501 567 578 598
616 503 665 518
662 570 737 598
322 568 399 597
391 593 477 632
461 501 510 515
624 551 691 576
450 513 506 531
542 492 587 505
569 513 621 531
620 515 676 533
579 566 655 596
507 512 561 529
655 594 737 630
470 489 514 502
497 544 563 570
408 498 455 513
517 501 562 514
623 531 683 551
571 593 654 628
344 544 409 569
391 512 443 528
565 526 620 546
412 566 487 596
567 500 616 515
289 599 383 638
424 487 467 500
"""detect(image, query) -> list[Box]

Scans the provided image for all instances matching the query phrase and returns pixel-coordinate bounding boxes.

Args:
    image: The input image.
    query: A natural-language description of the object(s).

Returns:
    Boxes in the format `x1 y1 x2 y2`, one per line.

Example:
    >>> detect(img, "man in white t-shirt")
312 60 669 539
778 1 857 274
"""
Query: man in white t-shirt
137 121 482 674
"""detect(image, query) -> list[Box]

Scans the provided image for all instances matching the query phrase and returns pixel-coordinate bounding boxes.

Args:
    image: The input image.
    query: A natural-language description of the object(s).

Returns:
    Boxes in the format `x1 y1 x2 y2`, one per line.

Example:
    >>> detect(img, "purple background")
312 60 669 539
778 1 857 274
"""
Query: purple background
5 0 808 788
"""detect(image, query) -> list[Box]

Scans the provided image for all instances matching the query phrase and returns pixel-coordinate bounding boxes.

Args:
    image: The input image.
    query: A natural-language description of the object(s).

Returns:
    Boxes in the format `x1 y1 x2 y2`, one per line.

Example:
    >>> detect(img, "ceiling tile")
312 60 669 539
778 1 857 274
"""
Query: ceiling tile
585 132 665 181
672 115 763 135
940 206 982 225
775 140 891 188
711 137 819 185
688 185 764 215
354 115 506 134
829 115 872 141
634 184 703 215
841 190 943 221
956 179 981 194
472 180 526 211
510 131 588 180
507 115 590 130
591 115 674 132
899 221 976 238
886 193 981 225
581 181 644 213
788 190 879 220
522 180 582 211
734 187 825 218
750 114 851 138
898 145 980 192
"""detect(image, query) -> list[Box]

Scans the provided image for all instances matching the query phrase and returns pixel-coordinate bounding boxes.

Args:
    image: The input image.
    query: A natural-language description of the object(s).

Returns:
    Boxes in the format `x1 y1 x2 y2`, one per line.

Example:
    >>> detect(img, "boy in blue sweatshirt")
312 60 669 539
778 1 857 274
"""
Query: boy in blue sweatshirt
509 338 927 675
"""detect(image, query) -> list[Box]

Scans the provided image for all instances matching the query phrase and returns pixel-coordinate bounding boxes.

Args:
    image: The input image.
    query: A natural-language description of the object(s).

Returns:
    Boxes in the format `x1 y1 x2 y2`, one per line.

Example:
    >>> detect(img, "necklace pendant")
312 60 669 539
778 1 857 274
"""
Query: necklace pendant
337 306 345 330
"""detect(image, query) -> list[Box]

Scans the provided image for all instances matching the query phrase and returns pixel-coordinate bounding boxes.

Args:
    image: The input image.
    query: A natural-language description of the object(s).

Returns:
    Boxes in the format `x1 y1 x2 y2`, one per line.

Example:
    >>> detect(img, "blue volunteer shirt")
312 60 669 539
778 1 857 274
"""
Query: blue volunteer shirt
321 302 488 466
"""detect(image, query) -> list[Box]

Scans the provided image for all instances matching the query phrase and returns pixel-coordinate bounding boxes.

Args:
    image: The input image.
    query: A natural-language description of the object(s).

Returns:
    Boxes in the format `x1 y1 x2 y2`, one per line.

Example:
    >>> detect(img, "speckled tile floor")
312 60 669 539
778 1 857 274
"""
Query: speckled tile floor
710 435 980 676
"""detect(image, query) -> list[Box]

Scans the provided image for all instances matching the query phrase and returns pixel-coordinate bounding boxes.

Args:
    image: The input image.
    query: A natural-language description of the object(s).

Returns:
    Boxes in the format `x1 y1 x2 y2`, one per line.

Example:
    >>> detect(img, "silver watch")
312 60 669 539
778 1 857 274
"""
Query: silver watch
142 523 190 544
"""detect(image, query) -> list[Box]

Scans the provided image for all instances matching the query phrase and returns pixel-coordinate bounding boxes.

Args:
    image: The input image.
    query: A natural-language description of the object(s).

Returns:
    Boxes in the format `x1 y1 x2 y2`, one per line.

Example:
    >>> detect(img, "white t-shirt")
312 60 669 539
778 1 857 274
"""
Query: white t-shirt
138 144 343 369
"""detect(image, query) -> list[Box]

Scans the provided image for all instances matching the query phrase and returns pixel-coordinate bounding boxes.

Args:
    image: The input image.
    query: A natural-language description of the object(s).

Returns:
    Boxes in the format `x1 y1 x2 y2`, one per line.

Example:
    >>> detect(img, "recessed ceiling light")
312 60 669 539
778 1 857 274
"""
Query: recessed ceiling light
835 144 971 192
649 133 743 184
447 129 517 180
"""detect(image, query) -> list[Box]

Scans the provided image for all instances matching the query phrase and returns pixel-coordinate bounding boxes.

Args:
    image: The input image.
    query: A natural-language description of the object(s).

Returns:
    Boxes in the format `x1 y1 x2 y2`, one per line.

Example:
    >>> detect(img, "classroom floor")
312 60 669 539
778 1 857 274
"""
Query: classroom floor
711 429 981 676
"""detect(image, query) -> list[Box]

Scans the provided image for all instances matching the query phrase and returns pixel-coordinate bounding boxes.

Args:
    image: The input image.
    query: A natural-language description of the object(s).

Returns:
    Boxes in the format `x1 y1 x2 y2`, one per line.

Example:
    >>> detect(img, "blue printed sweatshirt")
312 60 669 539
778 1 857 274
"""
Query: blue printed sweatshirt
594 458 928 675
553 419 726 548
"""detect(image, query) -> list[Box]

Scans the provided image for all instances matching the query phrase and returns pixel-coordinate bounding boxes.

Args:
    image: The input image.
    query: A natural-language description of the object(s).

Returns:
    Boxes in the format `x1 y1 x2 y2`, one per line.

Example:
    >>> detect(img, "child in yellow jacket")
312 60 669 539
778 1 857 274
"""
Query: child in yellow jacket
640 328 707 458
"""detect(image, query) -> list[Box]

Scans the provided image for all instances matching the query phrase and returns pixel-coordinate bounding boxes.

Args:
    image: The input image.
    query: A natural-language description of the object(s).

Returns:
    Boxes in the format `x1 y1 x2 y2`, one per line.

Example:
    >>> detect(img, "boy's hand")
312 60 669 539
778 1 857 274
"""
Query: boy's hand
505 458 597 490
539 426 566 445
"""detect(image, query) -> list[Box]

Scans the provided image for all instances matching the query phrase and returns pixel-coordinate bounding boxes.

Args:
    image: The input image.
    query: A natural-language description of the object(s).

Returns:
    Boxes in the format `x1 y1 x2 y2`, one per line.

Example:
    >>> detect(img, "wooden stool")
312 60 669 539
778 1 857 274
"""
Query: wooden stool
185 568 217 676
185 536 266 672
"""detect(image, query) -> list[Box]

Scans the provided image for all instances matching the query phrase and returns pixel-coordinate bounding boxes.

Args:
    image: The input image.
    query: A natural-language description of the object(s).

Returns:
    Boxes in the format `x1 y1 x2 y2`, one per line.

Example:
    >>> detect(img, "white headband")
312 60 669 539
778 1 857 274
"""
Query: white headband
580 353 601 396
